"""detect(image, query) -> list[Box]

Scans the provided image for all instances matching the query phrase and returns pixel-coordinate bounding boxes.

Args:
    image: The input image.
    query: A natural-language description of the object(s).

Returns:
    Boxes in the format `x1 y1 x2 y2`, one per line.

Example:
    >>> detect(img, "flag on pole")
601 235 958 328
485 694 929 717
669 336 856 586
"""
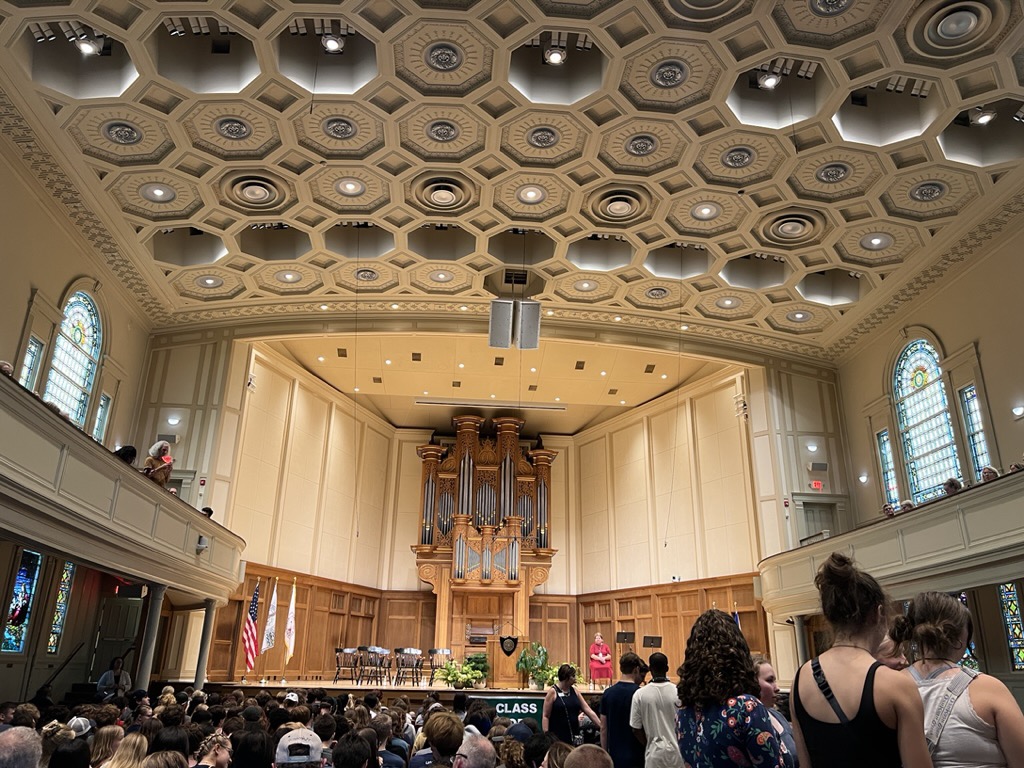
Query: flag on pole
242 580 260 672
261 579 278 654
733 610 742 631
284 579 297 665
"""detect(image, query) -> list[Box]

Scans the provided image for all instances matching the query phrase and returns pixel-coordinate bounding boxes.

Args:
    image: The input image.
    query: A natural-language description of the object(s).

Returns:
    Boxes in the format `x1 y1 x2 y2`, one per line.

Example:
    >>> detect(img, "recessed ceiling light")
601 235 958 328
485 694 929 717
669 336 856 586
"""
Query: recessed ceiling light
458 363 465 369
334 178 365 197
691 202 721 221
429 270 453 283
546 310 554 316
275 271 301 284
76 35 102 55
385 359 392 365
574 280 597 292
613 316 622 322
554 397 560 402
317 356 325 362
1014 406 1024 417
516 185 547 204
140 183 177 203
423 391 429 395
787 310 813 323
661 374 668 379
166 416 181 426
459 305 468 311
716 296 738 308
620 400 626 405
600 371 607 376
530 367 537 373
490 394 496 399
680 324 689 330
808 444 818 452
858 473 869 483
354 387 359 392
390 303 399 309
197 275 223 288
320 304 329 310
970 106 997 126
321 33 344 53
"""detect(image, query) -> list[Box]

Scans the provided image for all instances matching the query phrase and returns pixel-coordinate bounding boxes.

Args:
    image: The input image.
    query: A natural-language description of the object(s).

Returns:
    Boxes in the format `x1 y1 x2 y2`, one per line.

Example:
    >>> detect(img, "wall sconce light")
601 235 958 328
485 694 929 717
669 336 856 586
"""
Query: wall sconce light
167 416 181 426
1013 405 1024 418
858 473 869 484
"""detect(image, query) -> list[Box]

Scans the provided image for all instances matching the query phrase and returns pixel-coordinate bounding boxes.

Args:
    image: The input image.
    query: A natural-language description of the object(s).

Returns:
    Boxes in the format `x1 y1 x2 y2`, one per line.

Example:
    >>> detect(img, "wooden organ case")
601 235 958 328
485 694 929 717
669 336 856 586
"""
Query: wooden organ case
413 416 557 674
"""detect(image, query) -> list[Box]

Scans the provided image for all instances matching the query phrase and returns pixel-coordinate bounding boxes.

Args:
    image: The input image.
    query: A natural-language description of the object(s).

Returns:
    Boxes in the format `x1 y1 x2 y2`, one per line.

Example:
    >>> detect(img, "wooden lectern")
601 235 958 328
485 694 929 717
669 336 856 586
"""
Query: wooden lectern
487 635 528 689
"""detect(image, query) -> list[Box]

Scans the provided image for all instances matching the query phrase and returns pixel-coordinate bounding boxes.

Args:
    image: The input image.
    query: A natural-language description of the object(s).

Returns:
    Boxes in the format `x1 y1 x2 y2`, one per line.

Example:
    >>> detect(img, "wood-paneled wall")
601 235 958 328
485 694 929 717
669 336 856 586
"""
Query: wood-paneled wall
208 563 390 683
204 571 765 684
578 574 767 674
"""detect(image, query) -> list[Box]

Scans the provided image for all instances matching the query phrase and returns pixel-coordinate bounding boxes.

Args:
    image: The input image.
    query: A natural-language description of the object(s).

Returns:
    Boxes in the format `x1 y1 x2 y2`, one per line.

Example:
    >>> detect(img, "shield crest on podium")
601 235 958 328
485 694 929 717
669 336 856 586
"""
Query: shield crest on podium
499 636 518 657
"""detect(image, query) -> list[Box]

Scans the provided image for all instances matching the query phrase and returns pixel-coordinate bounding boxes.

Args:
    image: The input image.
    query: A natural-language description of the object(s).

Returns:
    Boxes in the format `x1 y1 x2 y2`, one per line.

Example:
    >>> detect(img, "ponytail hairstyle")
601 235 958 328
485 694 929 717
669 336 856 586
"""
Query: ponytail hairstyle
890 591 973 662
815 552 888 633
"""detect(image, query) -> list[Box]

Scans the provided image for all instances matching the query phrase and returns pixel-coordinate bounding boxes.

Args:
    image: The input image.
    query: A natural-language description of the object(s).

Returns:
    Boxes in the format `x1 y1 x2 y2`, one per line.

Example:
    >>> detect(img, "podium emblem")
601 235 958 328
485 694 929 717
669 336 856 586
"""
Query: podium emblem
499 636 518 657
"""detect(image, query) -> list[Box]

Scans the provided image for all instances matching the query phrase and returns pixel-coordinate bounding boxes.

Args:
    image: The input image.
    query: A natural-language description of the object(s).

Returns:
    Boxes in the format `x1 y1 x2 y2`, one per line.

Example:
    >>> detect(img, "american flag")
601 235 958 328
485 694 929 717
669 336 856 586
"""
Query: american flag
243 580 260 672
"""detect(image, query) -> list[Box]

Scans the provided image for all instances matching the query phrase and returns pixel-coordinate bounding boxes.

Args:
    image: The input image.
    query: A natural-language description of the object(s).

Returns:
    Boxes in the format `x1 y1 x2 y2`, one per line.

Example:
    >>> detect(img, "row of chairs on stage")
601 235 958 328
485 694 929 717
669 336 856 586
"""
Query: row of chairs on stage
333 646 454 686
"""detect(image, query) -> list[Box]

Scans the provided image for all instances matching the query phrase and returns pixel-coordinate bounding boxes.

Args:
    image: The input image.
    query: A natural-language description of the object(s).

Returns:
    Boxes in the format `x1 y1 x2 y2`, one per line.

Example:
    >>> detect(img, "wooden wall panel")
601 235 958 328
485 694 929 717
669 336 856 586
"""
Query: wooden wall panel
380 592 436 652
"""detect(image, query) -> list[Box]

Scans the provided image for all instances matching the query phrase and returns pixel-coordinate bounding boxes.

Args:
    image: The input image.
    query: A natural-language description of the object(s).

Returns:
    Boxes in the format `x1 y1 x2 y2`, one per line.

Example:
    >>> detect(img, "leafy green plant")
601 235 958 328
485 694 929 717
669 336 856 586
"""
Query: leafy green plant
515 642 549 684
435 659 483 687
465 652 490 679
540 661 583 688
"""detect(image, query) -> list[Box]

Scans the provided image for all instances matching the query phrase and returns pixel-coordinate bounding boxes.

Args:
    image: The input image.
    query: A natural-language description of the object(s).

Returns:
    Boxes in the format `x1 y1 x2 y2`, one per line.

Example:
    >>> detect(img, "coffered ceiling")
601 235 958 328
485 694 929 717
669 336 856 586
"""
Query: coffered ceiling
2 0 1024 430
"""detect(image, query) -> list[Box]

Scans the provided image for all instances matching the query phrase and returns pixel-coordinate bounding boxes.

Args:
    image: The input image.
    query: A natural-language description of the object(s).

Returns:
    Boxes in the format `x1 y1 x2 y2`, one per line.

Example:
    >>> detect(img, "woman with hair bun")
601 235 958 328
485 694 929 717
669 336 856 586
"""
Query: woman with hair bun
891 591 1024 767
791 553 930 768
677 609 785 767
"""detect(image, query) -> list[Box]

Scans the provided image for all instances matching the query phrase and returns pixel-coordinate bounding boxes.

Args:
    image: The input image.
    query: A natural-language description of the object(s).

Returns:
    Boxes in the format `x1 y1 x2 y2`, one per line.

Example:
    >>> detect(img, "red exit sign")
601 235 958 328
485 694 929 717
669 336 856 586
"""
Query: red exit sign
810 480 824 490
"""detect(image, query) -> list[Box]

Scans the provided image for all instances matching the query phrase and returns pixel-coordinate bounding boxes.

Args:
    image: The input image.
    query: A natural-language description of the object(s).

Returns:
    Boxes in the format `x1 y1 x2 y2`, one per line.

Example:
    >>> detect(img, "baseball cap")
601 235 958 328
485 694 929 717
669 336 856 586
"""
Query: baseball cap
275 728 322 764
68 716 92 738
284 692 299 704
131 689 149 702
506 722 532 744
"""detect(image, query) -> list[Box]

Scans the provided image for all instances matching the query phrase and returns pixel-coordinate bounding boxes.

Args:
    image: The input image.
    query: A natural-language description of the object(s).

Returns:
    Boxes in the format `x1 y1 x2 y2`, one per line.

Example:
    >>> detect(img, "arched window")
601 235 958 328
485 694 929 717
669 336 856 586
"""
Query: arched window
893 339 960 502
43 291 102 428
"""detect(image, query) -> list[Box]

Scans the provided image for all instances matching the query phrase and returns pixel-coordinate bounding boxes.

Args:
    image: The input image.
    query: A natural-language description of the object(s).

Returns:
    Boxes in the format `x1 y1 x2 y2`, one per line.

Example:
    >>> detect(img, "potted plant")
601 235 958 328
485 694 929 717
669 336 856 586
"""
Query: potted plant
515 642 549 690
540 661 583 688
466 652 490 688
435 659 483 689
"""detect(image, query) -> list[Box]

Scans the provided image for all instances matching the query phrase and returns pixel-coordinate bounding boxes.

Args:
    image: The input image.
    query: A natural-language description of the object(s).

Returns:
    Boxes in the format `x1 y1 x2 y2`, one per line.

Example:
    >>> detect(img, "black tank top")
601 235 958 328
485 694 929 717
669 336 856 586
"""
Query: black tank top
547 685 582 744
792 659 901 768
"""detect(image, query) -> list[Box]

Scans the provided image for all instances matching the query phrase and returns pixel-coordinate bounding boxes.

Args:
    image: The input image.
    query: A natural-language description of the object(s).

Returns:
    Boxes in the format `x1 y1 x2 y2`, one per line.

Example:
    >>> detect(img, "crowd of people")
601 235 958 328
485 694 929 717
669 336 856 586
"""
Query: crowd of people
883 459 1024 518
2 552 1022 768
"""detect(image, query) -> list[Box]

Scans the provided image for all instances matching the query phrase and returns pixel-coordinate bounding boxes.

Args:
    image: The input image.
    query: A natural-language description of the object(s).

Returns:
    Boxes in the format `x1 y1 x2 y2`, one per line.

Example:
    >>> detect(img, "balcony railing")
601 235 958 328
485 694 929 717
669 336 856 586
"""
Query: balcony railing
0 374 245 601
759 472 1024 616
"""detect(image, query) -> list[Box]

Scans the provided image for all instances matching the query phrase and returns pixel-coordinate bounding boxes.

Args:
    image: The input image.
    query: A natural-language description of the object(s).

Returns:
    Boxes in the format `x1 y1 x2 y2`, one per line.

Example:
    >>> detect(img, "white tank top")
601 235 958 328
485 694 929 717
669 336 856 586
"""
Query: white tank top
912 668 1006 768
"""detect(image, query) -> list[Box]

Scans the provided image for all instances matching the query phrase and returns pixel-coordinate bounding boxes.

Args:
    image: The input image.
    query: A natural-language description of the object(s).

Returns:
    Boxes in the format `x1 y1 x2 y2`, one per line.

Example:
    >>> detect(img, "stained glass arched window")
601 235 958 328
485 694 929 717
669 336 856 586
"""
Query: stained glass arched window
999 582 1024 671
893 339 960 502
44 292 102 428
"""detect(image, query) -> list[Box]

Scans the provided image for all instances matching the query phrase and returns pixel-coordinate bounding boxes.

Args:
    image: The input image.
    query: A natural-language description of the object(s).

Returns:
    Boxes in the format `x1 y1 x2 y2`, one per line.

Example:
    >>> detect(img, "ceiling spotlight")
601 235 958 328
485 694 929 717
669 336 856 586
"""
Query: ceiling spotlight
459 305 468 311
1013 406 1024 417
167 416 181 426
757 72 781 90
490 394 496 399
970 106 996 125
613 316 622 322
600 371 607 377
807 444 818 452
76 34 102 55
530 367 537 373
390 303 399 309
320 304 329 310
554 397 560 402
353 387 360 392
1013 107 1024 123
317 355 325 362
321 34 344 53
458 363 465 369
620 400 626 405
680 324 689 330
546 310 554 316
544 46 567 65
661 374 668 379
385 359 392 365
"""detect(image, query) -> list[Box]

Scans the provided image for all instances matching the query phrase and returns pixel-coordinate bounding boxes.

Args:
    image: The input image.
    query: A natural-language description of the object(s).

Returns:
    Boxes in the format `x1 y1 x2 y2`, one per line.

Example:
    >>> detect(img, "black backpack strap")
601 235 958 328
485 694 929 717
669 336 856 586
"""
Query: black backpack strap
810 657 850 725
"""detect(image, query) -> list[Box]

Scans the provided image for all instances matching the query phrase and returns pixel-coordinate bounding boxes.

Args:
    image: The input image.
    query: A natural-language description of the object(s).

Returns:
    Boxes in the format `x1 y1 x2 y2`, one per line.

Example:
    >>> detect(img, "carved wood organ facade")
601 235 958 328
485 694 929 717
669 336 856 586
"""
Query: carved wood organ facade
413 416 557 653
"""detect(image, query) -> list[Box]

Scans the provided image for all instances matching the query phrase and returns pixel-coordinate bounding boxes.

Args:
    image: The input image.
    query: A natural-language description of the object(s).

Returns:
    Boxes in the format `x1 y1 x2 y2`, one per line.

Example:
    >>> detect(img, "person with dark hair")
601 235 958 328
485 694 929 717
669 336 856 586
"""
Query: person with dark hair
523 733 557 768
112 446 137 466
369 715 402 768
148 726 190 757
232 730 274 768
97 657 132 701
452 693 468 722
542 665 600 745
677 611 782 768
331 733 372 768
891 590 1024 767
600 652 645 768
628 653 681 767
751 655 797 767
791 552 929 768
50 739 92 768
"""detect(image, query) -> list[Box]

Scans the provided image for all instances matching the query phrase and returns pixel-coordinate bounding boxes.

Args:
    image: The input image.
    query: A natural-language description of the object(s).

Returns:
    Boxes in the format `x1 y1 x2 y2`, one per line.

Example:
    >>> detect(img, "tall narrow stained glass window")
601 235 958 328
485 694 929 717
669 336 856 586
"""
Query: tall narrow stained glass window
47 562 76 654
999 582 1024 671
958 591 979 671
877 429 900 506
19 336 44 390
3 550 42 653
959 385 991 482
92 394 111 443
893 340 960 502
44 291 102 428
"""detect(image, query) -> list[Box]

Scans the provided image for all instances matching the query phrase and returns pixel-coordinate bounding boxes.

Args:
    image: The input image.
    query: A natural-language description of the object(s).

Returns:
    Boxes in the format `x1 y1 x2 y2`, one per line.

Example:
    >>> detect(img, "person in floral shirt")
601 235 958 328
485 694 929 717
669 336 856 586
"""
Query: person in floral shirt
676 610 785 768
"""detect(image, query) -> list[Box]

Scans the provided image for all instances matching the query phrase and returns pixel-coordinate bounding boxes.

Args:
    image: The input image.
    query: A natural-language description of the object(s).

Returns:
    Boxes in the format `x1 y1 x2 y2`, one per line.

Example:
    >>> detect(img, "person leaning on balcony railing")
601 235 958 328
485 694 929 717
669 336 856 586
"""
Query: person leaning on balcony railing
143 440 174 487
943 478 963 496
980 466 1001 483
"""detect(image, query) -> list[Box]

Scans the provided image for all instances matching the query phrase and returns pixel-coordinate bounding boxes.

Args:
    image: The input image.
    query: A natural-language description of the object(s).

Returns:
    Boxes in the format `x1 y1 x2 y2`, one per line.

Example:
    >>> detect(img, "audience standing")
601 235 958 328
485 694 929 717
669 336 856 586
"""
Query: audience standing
628 652 682 768
752 655 798 767
542 665 600 746
599 652 644 768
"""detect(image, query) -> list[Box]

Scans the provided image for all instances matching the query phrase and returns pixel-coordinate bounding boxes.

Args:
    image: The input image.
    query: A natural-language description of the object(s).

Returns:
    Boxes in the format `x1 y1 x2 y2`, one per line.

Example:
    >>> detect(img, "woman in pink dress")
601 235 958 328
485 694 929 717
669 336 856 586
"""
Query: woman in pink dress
588 632 613 687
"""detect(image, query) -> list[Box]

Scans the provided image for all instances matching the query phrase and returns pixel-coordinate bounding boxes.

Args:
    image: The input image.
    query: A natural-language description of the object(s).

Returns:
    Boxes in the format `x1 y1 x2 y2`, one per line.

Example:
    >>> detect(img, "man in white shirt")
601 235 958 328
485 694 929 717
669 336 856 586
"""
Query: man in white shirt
629 653 683 768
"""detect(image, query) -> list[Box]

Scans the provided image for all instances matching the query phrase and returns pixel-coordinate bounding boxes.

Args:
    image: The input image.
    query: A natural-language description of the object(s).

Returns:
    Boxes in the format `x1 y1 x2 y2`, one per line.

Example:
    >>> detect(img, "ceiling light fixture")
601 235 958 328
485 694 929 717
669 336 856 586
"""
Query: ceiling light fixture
458 363 465 369
321 34 344 53
76 34 102 55
970 106 996 125
320 304 328 310
807 444 818 452
757 72 781 90
661 374 668 379
167 416 181 426
544 46 567 65
385 359 392 365
390 303 399 309
317 356 325 362
1013 406 1024 418
459 305 468 311
858 473 869 483
530 367 537 373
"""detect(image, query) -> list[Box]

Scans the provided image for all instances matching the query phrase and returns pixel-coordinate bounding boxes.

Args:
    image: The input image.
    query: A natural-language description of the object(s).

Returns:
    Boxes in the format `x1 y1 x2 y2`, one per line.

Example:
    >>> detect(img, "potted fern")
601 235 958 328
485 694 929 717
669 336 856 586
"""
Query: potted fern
466 652 490 689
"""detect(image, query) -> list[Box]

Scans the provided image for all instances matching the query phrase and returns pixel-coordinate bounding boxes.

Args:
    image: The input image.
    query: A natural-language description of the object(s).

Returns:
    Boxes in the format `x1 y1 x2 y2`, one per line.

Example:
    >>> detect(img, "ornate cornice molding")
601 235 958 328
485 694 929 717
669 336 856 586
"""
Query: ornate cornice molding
0 86 168 322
